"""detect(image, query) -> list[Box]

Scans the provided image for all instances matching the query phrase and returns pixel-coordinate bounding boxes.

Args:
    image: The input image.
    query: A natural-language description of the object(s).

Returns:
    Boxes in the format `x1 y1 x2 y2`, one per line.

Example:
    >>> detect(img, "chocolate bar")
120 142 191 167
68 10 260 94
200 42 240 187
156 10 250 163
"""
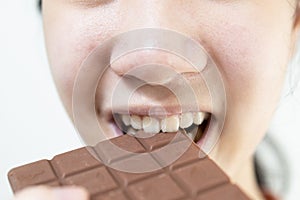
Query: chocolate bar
8 132 250 200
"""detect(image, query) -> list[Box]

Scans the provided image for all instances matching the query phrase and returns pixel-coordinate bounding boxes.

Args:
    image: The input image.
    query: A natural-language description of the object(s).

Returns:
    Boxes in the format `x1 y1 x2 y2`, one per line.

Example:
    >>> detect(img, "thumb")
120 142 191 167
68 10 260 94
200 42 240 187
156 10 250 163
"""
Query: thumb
13 186 89 200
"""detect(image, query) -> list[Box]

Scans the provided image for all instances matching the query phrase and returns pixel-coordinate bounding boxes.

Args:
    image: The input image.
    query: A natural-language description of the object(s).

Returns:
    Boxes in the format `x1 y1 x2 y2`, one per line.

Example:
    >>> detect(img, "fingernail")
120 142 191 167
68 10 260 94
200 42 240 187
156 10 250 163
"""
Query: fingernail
52 186 88 200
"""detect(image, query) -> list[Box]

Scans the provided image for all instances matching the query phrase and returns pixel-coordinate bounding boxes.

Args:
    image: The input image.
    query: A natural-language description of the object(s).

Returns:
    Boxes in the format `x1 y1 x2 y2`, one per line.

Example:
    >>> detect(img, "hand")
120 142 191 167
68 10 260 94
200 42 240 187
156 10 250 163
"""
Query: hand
12 186 89 200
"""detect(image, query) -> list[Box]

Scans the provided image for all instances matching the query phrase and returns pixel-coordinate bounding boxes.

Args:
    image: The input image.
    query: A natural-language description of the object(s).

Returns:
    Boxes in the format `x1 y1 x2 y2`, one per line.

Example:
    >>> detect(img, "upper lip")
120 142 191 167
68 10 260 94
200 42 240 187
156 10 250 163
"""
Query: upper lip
101 49 211 120
111 105 211 117
106 74 211 118
96 70 212 122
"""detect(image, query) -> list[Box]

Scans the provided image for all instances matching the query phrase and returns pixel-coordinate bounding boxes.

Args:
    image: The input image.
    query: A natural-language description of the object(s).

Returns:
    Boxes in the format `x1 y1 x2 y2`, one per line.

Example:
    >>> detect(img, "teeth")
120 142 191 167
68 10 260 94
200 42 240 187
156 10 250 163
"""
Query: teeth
143 116 160 134
121 114 131 126
130 115 142 129
161 115 179 132
193 112 205 125
179 113 193 129
117 112 209 140
127 127 137 135
187 132 197 140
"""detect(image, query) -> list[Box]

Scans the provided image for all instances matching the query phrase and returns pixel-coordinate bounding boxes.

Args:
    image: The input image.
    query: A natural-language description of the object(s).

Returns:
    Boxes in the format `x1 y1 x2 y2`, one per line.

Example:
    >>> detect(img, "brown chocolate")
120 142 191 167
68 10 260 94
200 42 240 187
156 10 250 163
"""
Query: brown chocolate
8 132 251 200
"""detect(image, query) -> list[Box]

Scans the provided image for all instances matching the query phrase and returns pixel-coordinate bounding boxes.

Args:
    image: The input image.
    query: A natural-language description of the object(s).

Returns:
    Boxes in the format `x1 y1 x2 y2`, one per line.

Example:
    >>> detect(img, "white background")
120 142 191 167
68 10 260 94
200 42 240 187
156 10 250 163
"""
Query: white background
0 1 299 199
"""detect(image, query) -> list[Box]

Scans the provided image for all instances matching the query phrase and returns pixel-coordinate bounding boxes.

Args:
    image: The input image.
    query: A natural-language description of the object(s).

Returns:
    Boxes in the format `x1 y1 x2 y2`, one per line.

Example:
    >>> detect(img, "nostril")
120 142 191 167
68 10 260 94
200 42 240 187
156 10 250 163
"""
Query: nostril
109 49 201 77
122 64 180 86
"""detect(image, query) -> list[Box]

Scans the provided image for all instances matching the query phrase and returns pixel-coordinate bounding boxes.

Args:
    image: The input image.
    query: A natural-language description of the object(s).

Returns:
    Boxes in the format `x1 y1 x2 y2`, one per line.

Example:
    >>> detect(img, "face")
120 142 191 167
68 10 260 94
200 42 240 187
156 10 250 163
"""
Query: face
42 0 299 180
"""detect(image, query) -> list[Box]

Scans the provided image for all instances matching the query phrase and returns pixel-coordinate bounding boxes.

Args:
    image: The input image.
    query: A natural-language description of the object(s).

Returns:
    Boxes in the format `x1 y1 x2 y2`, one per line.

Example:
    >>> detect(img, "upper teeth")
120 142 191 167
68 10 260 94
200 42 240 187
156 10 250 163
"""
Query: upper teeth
118 112 208 134
143 116 160 133
130 115 142 130
179 113 194 128
161 115 179 133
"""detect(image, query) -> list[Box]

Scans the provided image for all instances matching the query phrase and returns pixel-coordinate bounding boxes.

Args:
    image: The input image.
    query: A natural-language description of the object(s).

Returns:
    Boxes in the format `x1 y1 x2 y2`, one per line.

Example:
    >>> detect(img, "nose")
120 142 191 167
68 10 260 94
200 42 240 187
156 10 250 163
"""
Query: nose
118 0 175 31
109 1 208 78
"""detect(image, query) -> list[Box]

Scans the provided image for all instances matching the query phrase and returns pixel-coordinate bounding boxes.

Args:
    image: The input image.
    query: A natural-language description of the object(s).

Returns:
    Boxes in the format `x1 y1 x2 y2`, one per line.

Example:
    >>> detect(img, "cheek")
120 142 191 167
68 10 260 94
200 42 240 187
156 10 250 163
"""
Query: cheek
204 8 291 108
43 4 120 111
204 6 293 170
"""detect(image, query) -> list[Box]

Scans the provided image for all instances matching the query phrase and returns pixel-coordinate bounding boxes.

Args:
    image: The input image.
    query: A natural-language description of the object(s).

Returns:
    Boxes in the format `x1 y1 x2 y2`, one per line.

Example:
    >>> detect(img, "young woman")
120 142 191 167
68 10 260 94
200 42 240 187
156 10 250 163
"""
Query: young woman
13 0 300 199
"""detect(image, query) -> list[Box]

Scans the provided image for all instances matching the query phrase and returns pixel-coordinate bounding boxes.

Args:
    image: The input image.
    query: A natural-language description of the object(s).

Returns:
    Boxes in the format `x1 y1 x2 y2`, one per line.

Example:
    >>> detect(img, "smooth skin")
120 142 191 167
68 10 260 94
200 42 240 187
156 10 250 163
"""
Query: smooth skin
14 0 300 199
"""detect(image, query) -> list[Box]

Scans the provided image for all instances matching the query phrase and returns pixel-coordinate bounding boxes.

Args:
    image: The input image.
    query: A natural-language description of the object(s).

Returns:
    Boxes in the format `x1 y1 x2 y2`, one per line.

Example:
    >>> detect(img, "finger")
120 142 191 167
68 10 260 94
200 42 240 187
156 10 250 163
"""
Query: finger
13 186 89 200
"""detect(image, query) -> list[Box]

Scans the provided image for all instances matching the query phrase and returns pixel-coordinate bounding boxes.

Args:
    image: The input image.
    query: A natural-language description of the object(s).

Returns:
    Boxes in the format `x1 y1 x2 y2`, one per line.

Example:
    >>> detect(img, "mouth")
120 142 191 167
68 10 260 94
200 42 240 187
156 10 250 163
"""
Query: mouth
110 111 211 144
